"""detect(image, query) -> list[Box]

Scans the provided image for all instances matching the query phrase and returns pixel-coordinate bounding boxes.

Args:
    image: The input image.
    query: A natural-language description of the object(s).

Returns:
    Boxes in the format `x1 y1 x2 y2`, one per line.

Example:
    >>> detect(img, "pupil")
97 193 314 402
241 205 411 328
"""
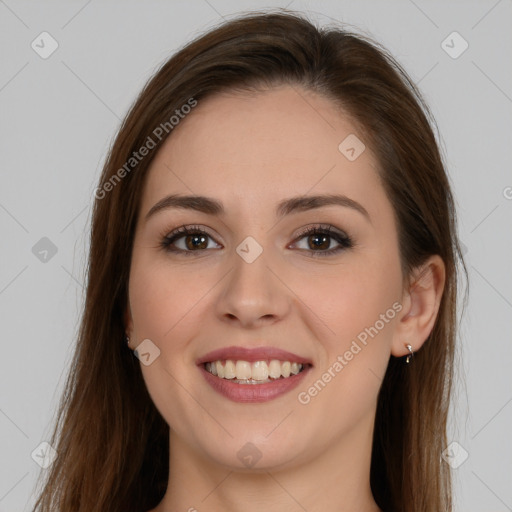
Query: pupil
187 234 207 250
310 234 328 250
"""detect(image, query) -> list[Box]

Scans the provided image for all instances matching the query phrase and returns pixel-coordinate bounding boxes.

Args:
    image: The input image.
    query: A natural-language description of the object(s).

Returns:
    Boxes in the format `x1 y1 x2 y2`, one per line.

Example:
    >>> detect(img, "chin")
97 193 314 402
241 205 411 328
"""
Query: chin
197 428 310 473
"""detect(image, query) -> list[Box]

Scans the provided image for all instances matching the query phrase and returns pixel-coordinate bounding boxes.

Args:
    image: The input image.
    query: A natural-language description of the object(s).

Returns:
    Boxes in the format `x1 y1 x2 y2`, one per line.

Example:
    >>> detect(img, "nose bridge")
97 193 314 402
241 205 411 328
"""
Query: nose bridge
215 232 289 325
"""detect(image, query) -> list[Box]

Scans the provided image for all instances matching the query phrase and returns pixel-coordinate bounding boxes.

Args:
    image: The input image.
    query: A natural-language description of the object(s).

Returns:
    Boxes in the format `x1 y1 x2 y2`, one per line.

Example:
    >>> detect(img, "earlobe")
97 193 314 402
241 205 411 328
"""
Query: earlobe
391 255 446 358
124 302 133 340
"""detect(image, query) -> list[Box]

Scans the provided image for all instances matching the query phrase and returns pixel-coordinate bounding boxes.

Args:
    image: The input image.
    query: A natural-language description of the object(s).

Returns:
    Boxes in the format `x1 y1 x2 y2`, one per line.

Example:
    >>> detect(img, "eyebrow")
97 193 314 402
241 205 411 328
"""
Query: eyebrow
145 193 371 223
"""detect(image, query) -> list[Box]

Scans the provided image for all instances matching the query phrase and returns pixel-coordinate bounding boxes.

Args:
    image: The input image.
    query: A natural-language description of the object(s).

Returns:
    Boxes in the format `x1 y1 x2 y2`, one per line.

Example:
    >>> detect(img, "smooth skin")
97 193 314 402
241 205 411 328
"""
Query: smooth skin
125 85 445 512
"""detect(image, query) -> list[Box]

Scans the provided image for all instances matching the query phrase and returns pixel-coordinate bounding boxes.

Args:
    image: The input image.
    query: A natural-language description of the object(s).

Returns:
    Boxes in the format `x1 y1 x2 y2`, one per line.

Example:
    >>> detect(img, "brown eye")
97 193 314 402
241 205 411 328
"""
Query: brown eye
306 232 330 250
161 225 221 255
183 233 208 250
161 224 353 257
291 225 353 257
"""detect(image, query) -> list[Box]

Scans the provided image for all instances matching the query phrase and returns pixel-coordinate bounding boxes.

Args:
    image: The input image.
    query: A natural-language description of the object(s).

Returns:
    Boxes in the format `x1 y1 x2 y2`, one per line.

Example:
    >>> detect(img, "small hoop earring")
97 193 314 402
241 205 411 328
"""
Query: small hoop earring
405 344 414 364
125 335 130 347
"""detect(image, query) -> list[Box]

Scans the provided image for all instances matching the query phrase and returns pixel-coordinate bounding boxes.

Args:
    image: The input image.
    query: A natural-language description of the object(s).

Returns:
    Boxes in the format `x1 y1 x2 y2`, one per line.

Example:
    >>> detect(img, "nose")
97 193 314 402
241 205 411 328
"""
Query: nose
215 242 291 329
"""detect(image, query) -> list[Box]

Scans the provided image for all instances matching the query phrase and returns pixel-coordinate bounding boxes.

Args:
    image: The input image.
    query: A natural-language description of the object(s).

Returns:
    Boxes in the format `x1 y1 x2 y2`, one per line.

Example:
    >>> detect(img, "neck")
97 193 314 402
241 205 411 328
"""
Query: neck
151 410 381 512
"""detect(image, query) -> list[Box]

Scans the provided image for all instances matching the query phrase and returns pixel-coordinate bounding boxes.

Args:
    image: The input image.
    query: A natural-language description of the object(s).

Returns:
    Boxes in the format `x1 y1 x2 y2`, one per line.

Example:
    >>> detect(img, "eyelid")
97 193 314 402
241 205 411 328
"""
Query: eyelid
291 223 349 242
160 224 221 249
288 224 353 257
160 223 353 256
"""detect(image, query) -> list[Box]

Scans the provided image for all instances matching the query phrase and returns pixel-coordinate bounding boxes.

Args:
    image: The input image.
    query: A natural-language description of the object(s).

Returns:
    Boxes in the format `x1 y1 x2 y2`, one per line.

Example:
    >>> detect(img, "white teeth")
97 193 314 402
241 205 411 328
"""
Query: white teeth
224 360 236 379
235 360 251 380
205 359 305 382
268 359 281 379
216 361 225 378
252 361 268 381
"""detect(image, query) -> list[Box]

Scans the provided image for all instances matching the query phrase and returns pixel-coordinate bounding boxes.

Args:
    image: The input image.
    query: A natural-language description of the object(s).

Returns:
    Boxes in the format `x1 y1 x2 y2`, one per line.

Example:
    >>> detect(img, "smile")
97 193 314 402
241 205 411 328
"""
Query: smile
204 359 305 384
196 345 312 403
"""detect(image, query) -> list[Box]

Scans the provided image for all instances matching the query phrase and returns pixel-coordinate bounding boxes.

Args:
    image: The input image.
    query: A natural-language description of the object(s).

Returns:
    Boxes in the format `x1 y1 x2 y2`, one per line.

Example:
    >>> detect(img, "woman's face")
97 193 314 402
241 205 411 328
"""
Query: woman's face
126 85 406 471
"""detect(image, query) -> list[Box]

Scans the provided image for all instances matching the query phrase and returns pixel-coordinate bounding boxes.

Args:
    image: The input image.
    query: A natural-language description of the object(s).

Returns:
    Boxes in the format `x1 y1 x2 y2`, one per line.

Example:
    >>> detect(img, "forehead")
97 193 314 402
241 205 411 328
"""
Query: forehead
140 85 385 219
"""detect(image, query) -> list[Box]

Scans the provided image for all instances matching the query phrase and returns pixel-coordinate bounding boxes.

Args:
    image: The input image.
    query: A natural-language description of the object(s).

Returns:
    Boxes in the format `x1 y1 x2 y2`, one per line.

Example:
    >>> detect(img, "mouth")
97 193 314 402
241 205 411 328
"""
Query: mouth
196 346 313 403
203 359 309 384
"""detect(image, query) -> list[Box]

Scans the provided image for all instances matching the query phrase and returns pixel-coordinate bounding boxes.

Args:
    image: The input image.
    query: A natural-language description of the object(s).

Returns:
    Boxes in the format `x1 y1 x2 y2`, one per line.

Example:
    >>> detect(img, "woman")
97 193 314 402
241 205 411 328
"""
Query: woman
32 9 467 512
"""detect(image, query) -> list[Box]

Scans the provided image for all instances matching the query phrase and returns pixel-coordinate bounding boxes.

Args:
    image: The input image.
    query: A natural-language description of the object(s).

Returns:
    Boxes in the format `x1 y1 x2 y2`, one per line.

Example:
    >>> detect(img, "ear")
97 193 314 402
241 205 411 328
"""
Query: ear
124 301 133 343
391 254 446 358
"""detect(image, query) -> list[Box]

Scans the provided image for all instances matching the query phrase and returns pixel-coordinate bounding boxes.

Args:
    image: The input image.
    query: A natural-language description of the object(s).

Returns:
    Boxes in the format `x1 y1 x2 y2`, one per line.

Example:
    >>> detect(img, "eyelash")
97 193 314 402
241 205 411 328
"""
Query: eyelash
160 223 353 258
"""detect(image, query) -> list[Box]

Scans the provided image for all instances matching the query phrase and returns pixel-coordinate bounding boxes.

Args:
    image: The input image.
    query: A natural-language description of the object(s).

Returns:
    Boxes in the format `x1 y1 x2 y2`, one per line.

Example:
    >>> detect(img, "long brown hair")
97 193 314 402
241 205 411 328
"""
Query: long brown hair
32 9 467 512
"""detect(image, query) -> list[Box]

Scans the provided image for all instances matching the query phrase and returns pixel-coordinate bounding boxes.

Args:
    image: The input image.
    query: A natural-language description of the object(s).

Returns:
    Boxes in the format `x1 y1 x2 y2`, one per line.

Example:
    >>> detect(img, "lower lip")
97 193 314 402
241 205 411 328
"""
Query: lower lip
198 364 312 403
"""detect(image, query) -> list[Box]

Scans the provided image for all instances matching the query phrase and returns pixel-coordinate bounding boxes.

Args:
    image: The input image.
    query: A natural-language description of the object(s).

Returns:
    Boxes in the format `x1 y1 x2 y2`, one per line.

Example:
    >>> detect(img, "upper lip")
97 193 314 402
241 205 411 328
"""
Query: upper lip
196 345 313 365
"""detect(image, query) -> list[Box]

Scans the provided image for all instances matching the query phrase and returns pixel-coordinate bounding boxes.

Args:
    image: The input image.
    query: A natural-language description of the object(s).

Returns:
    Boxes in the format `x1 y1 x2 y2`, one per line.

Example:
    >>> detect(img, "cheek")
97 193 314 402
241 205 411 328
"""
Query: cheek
128 254 210 341
298 254 401 415
295 256 401 411
293 256 402 348
338 272 400 343
128 258 209 429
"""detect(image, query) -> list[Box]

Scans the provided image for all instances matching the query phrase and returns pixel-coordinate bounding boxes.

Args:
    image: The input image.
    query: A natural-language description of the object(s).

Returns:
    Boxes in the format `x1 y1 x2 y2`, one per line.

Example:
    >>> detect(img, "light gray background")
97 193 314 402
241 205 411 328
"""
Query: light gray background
0 1 511 511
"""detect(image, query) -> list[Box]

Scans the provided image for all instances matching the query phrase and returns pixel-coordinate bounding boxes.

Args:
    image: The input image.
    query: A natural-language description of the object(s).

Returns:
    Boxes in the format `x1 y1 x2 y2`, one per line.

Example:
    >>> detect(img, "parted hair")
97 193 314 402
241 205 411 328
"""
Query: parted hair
32 9 466 512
